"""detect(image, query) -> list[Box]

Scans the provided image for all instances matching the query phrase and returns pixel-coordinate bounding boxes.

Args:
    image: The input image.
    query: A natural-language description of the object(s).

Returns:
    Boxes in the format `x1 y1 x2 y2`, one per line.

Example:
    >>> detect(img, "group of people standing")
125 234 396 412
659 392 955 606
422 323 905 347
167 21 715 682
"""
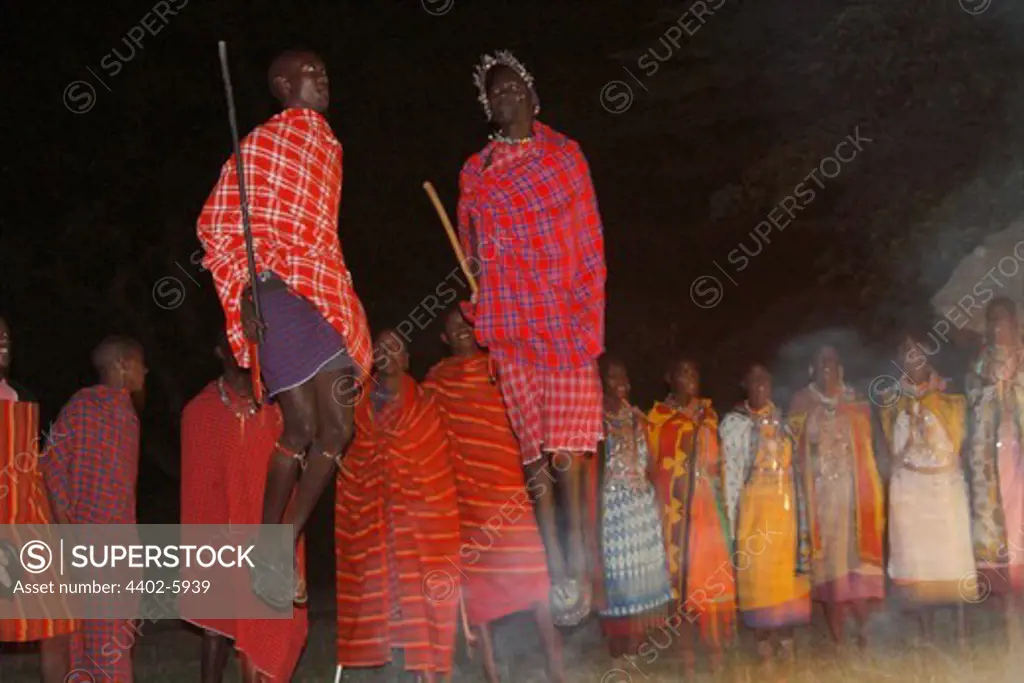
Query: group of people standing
600 297 1024 679
1 43 1022 683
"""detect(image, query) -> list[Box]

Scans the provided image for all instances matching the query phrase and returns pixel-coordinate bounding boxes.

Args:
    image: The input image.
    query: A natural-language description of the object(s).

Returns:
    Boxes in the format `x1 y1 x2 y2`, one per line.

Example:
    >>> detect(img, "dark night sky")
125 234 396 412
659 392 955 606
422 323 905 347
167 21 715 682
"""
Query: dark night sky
3 0 1022 529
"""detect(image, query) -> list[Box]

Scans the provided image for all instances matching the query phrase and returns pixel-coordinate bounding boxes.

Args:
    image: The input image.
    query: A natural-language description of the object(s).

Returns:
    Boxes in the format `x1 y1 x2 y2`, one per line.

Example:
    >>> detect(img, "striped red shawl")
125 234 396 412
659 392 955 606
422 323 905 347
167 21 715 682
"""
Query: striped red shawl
335 374 461 675
422 354 550 625
0 400 76 642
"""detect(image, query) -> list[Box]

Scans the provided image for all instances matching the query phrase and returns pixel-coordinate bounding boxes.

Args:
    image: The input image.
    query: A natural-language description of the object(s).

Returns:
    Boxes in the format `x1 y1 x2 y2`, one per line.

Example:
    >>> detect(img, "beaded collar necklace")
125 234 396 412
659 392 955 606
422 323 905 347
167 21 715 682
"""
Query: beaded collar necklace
218 377 258 419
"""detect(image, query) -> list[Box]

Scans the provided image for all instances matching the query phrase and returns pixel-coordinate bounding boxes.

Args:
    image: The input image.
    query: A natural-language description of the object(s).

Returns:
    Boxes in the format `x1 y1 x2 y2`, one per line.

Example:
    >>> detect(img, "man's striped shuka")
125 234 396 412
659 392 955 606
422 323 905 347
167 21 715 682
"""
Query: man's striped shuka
422 353 550 626
335 374 461 677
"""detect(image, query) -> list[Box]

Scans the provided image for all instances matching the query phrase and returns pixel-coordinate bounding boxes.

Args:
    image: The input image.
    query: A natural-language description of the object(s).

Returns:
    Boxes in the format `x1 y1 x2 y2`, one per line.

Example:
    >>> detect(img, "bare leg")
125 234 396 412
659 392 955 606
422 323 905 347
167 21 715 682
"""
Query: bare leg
200 631 231 683
241 655 265 683
533 601 564 682
917 607 934 643
38 634 70 683
680 623 696 678
849 600 870 649
525 458 567 583
281 368 355 542
557 452 586 581
260 385 317 525
778 627 796 664
955 604 968 650
478 623 500 683
755 629 773 662
823 602 846 647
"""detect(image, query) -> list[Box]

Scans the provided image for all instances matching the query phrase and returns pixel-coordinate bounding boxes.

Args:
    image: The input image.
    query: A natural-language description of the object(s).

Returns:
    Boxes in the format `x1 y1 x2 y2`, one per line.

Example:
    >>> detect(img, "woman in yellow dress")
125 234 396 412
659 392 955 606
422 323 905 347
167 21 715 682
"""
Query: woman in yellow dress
722 363 811 663
647 358 735 674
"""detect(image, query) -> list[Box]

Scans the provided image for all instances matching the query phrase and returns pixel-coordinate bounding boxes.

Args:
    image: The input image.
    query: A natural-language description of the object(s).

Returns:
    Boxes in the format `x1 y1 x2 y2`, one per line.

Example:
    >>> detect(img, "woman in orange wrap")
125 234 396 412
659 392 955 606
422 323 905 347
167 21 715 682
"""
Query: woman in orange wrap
646 358 735 675
335 330 461 683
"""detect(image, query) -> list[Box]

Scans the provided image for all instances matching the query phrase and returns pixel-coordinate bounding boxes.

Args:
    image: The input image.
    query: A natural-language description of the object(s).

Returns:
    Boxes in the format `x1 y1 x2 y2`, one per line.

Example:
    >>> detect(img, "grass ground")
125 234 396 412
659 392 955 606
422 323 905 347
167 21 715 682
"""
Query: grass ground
3 599 1023 682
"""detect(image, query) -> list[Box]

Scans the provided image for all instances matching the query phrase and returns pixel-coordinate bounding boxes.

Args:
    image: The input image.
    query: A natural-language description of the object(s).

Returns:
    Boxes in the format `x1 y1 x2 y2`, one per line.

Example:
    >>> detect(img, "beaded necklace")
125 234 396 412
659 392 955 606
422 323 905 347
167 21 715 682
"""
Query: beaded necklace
217 377 259 420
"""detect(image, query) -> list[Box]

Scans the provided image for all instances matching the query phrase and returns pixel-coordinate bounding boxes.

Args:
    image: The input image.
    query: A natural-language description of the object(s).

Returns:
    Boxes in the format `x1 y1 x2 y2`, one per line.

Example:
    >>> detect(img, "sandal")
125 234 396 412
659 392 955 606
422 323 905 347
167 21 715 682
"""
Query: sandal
550 578 591 627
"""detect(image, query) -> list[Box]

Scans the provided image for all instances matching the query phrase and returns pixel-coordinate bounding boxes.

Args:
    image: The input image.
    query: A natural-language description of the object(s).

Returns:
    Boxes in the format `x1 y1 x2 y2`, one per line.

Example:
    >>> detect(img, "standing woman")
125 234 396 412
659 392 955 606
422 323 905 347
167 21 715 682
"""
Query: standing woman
647 358 735 674
878 331 974 647
788 345 885 649
596 356 672 658
721 364 811 664
965 297 1024 617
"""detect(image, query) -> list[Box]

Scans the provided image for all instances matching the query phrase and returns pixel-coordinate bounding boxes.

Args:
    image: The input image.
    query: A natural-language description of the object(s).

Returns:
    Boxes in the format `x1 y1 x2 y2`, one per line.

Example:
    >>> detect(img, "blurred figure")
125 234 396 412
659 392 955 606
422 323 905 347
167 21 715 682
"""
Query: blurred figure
596 356 672 659
965 297 1024 626
647 358 735 675
722 363 811 665
789 345 885 650
879 330 973 648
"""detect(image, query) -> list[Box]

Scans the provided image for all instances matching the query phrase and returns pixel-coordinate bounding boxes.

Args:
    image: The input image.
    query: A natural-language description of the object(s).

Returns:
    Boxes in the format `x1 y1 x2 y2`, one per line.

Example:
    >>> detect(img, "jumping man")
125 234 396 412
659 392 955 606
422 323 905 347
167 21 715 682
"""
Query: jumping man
197 49 372 603
457 50 607 626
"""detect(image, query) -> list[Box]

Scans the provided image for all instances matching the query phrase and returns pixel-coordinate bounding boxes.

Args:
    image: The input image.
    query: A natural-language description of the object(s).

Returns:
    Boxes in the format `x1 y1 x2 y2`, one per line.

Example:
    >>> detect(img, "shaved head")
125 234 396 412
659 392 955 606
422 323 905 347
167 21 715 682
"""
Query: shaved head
268 49 329 112
92 336 142 375
92 336 146 393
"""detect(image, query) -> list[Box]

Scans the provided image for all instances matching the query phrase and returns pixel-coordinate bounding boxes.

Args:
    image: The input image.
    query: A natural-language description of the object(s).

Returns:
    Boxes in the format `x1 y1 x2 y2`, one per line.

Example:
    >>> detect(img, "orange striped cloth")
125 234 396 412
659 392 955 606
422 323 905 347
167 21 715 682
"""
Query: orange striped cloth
0 399 76 642
422 354 550 626
335 374 461 676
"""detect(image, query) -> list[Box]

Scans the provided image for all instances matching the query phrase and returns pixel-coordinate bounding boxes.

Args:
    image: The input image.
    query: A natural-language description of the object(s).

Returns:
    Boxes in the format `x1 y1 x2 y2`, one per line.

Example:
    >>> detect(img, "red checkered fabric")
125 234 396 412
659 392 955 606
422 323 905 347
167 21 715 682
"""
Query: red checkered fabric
457 121 606 370
68 619 135 683
496 361 602 464
197 108 372 377
40 386 139 524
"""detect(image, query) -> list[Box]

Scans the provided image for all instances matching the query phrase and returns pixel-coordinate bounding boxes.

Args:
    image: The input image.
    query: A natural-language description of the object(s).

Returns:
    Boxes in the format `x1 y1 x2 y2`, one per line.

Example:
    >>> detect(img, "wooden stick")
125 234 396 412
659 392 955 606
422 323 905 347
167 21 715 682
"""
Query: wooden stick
422 181 478 295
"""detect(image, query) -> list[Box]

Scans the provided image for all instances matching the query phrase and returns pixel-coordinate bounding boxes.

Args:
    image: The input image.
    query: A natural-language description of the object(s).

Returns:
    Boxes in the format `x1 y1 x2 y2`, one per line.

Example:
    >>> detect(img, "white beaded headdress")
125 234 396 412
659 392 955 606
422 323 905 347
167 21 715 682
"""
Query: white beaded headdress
473 49 540 120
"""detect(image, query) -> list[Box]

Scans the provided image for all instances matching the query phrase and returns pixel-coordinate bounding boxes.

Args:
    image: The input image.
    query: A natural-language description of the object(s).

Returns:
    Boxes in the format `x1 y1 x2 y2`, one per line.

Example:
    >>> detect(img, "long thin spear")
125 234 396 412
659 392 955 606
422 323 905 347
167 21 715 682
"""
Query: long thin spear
218 41 264 403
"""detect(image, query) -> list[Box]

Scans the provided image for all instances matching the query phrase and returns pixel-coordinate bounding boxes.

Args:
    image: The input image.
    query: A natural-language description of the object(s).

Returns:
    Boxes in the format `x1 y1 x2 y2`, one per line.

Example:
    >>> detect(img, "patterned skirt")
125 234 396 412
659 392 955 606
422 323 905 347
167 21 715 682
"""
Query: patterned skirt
599 477 672 622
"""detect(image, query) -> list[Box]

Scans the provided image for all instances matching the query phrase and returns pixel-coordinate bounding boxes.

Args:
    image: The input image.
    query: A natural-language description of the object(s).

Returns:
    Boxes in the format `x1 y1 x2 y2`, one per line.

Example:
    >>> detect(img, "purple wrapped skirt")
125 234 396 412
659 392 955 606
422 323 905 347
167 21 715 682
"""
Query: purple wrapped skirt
256 275 351 398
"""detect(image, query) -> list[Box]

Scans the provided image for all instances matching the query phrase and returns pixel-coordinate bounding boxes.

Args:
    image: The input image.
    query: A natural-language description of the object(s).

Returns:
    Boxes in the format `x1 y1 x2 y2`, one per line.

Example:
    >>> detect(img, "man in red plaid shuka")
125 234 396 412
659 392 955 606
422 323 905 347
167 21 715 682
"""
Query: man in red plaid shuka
197 49 371 607
39 336 147 683
457 50 607 627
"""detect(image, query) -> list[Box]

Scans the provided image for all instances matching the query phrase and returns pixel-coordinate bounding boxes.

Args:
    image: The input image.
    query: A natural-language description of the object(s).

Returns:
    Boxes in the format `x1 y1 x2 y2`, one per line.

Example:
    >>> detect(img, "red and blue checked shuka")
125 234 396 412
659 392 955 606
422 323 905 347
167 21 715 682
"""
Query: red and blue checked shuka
457 121 606 465
197 108 373 379
335 374 461 678
0 396 76 643
40 385 140 683
422 353 550 626
179 380 307 681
